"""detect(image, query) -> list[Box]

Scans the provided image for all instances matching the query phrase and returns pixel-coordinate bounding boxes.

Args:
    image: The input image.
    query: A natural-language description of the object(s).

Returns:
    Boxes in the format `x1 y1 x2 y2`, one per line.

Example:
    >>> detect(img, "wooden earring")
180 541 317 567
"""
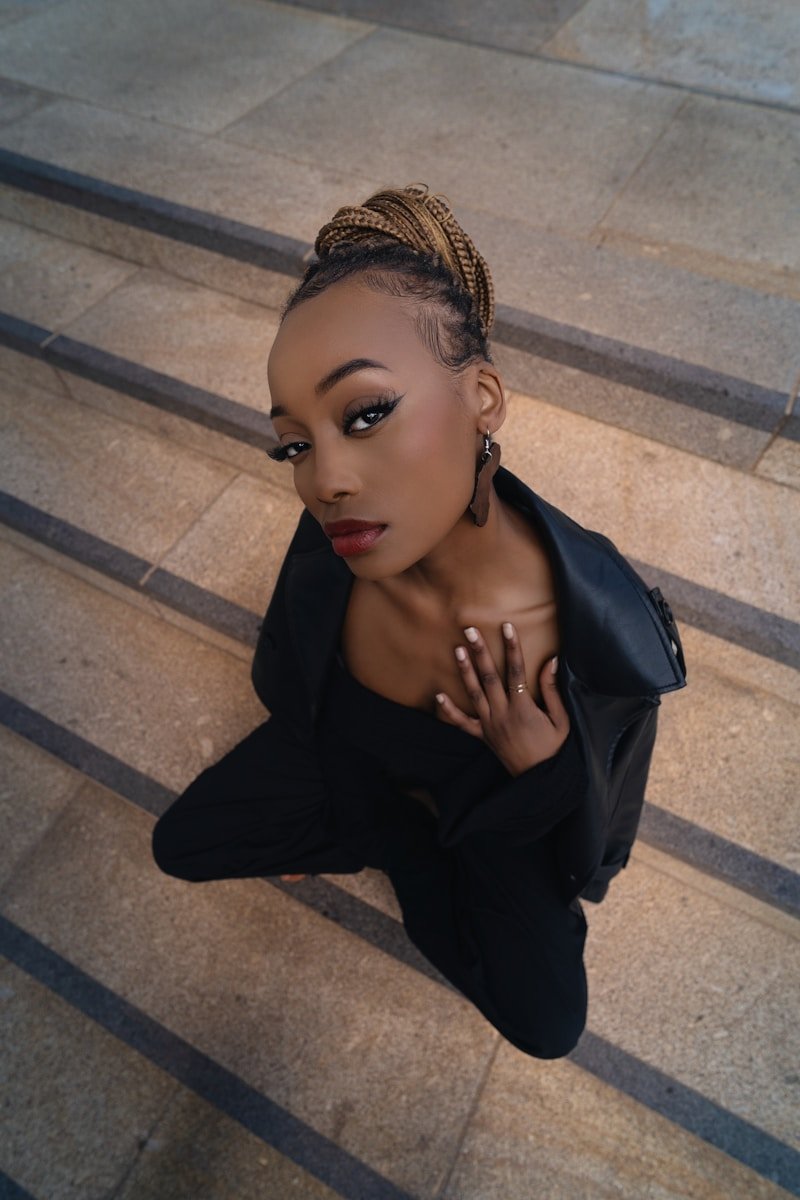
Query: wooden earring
468 431 501 526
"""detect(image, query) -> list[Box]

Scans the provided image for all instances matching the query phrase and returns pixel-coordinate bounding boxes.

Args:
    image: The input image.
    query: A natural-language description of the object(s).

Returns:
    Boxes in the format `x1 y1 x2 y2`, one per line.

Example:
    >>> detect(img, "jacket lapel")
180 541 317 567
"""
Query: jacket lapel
493 469 685 697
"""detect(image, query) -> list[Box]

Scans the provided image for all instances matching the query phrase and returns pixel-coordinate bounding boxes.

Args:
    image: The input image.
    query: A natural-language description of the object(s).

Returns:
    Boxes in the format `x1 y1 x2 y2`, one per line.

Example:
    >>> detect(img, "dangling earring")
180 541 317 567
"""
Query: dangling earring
468 430 501 527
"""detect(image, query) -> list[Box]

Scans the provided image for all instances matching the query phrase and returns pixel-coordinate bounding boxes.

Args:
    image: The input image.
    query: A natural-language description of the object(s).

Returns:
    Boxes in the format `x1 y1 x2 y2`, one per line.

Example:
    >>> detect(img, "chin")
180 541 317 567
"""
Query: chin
343 554 399 581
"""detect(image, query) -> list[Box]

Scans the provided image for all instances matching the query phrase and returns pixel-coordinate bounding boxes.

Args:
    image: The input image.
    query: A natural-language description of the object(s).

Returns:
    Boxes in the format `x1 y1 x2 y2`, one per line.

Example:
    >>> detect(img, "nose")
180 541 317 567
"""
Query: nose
311 440 361 506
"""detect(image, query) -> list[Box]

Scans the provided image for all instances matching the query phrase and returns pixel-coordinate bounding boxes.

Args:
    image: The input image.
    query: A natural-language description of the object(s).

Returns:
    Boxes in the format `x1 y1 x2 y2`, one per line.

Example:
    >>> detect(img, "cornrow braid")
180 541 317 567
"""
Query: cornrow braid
282 184 495 374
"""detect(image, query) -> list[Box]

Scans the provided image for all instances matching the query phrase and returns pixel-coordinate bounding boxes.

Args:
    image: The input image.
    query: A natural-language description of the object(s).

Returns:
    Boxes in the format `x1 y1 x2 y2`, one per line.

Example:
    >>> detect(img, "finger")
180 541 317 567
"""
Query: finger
502 621 529 698
462 626 507 712
454 643 494 722
539 655 570 731
435 691 483 738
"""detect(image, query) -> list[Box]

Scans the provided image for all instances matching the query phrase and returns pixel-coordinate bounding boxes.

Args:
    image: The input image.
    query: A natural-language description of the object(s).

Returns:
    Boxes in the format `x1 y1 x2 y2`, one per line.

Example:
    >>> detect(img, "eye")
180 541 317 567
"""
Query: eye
266 440 310 462
344 394 401 434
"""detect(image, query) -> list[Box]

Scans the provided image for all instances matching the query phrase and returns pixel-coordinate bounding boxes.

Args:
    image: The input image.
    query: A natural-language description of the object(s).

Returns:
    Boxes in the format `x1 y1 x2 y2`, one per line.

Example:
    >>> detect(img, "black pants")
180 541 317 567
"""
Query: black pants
152 716 588 1059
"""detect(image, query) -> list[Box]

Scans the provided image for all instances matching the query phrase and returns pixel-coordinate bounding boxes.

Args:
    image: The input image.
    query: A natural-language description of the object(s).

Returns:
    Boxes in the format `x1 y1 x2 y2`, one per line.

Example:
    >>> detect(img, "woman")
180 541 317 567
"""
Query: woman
152 185 687 1059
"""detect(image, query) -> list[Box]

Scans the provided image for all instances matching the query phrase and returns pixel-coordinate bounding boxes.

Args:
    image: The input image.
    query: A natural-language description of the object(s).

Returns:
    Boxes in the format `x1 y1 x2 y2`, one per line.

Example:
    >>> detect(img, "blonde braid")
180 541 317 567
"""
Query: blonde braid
315 184 495 334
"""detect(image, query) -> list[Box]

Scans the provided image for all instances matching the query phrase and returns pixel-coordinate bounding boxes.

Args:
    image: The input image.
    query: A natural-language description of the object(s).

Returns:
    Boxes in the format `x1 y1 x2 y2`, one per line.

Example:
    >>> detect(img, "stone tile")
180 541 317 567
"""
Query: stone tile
324 866 402 922
159 474 303 613
0 184 300 310
677 624 800 711
0 74 52 124
1 4 73 30
60 268 279 415
499 389 800 622
0 538 266 791
0 516 255 666
600 96 800 282
464 207 800 395
54 372 292 488
1 783 499 1197
0 100 383 242
0 726 82 886
542 0 800 109
0 961 177 1200
497 348 771 471
223 27 684 237
116 1088 342 1200
755 437 800 491
0 341 66 393
582 856 799 1146
0 373 237 563
645 646 799 871
281 0 586 54
444 1038 793 1199
0 0 371 135
632 841 799 952
0 217 140 330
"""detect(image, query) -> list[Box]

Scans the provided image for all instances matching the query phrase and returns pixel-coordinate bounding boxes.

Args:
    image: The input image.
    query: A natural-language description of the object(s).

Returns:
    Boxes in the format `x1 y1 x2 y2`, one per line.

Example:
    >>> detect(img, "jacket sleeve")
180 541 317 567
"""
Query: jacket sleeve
435 727 588 847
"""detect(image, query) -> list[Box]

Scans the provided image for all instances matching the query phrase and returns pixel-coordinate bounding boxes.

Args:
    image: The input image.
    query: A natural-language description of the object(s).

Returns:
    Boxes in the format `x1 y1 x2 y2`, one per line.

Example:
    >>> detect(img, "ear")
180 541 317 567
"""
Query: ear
475 362 506 435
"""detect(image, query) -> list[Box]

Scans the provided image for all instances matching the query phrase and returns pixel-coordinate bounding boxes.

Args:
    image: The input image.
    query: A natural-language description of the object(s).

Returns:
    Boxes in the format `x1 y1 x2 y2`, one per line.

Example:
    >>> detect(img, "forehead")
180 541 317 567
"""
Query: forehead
268 280 430 395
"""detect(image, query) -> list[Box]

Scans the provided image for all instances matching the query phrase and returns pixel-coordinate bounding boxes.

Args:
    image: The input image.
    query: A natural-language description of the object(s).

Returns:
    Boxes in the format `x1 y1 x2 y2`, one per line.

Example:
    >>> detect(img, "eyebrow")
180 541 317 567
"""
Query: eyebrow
270 358 389 420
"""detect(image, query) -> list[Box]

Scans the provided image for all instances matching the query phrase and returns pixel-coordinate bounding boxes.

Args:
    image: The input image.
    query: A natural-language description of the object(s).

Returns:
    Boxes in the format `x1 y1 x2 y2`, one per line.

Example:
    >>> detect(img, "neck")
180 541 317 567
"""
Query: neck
383 486 528 613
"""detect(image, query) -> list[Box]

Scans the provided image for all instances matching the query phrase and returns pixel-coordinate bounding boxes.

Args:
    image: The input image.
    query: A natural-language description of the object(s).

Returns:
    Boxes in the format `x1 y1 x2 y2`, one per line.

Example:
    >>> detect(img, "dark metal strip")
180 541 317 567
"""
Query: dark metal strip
0 916 416 1200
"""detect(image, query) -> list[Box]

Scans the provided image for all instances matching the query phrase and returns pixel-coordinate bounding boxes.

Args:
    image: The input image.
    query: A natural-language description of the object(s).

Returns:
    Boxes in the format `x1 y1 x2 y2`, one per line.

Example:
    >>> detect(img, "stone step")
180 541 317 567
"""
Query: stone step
0 544 797 1197
2 254 798 633
3 480 798 916
0 199 796 498
1 118 798 474
0 949 346 1200
1 359 798 907
280 0 800 113
0 216 797 635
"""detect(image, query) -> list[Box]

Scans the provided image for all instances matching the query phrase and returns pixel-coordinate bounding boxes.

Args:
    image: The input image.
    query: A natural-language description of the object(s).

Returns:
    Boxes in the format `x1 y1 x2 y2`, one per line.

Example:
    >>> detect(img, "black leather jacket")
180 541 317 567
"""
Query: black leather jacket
251 467 687 904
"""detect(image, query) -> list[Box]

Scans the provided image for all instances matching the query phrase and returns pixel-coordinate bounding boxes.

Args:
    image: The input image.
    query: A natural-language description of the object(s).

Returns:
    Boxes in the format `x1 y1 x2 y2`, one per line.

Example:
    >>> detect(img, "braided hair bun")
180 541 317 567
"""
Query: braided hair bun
315 184 495 335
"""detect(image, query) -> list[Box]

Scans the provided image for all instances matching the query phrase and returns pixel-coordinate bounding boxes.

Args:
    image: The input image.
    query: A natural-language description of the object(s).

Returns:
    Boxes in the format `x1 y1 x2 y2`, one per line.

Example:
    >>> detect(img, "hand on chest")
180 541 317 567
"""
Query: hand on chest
342 582 560 716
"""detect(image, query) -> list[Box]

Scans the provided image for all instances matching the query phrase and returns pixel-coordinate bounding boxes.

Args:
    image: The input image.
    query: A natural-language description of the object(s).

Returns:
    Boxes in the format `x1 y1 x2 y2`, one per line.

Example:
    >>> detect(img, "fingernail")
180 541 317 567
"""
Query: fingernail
435 692 446 704
502 622 514 639
464 626 479 643
551 655 559 674
455 646 468 662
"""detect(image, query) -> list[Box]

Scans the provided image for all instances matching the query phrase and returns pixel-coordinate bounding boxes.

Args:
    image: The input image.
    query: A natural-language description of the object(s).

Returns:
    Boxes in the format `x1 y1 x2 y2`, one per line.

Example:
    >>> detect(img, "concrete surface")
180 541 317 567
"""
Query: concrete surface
0 962 177 1200
0 0 371 134
60 268 280 415
542 0 800 108
0 537 266 790
0 216 138 329
443 1040 793 1200
500 389 799 620
0 374 238 563
0 725 82 887
1 780 499 1198
158 473 303 613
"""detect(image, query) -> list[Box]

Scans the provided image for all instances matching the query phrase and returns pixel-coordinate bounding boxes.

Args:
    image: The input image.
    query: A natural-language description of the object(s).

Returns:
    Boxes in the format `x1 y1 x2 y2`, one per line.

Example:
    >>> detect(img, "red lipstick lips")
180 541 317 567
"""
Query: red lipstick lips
324 519 387 557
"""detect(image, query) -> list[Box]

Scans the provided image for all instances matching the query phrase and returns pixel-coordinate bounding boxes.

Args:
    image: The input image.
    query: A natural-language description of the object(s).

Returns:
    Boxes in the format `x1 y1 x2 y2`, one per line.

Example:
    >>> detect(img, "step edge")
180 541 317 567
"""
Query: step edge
0 911 416 1200
1 500 798 920
1 702 798 1195
0 150 793 436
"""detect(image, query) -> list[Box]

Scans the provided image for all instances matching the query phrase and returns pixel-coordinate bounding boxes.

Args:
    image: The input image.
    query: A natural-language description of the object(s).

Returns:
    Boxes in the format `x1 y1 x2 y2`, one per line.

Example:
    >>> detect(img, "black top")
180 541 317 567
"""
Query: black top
319 648 587 853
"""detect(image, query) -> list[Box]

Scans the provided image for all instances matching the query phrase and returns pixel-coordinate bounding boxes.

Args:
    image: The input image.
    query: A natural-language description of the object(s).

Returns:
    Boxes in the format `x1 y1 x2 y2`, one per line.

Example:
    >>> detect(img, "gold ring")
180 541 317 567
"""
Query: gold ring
513 683 528 693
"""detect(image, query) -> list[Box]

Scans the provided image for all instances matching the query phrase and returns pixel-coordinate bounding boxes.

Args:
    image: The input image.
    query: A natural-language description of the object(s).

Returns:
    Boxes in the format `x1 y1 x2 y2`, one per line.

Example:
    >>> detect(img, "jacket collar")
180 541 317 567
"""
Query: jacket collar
285 467 684 707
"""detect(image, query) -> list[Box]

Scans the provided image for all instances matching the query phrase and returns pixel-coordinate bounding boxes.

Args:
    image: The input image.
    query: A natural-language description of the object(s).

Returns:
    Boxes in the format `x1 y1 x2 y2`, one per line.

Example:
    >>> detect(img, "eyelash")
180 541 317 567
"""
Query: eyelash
266 394 402 462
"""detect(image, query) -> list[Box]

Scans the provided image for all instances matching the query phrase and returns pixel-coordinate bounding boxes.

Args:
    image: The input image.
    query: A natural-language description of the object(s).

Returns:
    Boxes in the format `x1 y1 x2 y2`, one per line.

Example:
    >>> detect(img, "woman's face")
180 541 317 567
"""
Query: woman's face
267 278 499 579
